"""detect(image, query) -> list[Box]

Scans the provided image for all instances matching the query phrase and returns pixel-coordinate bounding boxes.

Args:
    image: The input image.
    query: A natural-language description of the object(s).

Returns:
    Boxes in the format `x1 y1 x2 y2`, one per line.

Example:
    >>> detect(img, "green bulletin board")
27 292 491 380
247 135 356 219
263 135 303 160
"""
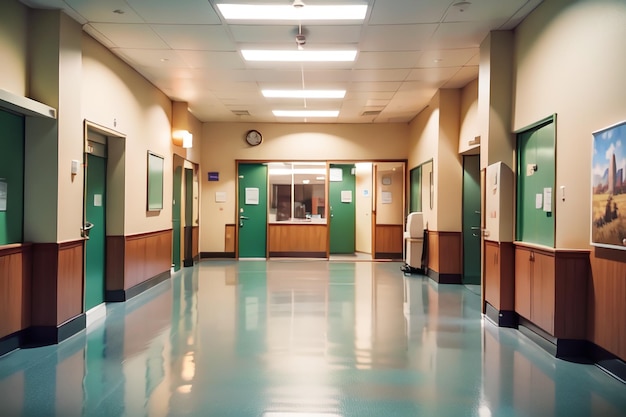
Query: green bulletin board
147 151 164 211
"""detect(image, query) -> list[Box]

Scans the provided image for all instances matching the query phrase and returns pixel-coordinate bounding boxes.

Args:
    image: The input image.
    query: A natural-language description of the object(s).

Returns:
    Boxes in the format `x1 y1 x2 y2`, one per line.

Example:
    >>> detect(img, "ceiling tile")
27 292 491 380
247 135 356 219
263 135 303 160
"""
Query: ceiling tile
355 51 421 69
351 69 410 82
151 25 236 51
359 24 437 52
89 23 169 49
177 51 246 70
416 48 479 68
369 0 451 24
126 0 221 24
64 0 144 23
230 25 362 45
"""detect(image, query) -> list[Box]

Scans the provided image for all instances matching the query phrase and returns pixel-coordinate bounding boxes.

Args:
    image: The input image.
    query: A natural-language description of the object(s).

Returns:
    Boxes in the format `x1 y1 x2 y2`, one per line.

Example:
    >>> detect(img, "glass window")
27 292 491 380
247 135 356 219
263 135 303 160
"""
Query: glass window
268 162 326 223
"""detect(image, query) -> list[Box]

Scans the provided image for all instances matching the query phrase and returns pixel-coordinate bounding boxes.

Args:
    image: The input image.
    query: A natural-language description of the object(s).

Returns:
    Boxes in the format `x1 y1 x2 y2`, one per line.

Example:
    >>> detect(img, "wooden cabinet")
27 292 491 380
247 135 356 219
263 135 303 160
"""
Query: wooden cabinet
514 243 588 339
484 240 514 314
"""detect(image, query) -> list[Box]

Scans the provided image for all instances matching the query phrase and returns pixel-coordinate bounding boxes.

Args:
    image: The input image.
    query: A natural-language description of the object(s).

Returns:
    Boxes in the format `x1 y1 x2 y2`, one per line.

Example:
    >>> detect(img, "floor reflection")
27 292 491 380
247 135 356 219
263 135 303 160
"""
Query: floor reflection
0 260 624 417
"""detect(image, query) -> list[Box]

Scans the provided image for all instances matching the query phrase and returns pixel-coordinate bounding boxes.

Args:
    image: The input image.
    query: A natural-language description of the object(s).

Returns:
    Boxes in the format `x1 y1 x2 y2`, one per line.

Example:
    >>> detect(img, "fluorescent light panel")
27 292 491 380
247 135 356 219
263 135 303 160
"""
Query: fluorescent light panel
217 4 367 20
273 110 339 118
242 50 356 62
262 90 346 99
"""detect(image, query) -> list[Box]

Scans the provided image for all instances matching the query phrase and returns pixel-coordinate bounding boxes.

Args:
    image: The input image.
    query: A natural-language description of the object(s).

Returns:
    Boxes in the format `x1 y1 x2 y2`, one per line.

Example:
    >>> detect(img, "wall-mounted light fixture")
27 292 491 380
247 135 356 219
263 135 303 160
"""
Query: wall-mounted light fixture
172 101 193 148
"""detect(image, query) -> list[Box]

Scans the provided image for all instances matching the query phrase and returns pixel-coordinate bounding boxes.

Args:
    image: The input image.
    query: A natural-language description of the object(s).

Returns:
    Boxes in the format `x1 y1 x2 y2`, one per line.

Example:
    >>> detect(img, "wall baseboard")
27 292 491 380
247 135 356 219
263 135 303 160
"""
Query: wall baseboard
106 270 170 302
201 252 235 259
24 314 86 347
427 269 462 284
485 302 518 328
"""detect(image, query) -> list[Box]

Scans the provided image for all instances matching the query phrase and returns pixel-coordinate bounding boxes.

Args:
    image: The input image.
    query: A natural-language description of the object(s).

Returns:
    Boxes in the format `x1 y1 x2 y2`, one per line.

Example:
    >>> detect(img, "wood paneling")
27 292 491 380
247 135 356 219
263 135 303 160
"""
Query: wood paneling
515 243 589 340
589 248 626 360
0 244 32 338
225 224 235 253
106 230 172 292
57 241 84 324
32 240 85 327
192 226 199 258
427 231 462 274
106 236 125 290
268 224 327 253
375 224 403 254
484 241 514 311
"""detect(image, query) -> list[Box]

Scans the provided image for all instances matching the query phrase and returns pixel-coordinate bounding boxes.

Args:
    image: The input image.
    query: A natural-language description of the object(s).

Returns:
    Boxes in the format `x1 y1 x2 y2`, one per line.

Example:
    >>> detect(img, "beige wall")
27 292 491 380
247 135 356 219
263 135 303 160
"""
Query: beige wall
355 163 373 254
514 0 626 248
200 122 409 252
81 35 175 235
407 89 464 232
376 162 404 225
0 0 27 96
458 79 480 155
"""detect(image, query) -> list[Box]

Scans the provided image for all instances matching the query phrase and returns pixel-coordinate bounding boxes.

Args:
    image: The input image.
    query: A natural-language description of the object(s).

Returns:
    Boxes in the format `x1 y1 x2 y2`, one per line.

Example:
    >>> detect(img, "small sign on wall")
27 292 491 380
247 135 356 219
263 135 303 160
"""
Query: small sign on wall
341 190 352 203
0 179 6 211
208 172 219 181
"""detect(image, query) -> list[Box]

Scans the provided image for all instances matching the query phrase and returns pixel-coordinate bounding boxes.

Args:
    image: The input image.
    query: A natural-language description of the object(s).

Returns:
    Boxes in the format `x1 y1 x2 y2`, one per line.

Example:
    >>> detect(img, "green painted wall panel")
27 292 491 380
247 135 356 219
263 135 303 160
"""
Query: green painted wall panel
0 110 24 245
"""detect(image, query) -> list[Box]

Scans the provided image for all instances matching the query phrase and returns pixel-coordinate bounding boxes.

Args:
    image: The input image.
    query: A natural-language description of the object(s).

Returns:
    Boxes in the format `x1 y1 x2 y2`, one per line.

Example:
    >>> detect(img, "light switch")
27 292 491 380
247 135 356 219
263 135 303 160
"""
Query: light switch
71 159 80 174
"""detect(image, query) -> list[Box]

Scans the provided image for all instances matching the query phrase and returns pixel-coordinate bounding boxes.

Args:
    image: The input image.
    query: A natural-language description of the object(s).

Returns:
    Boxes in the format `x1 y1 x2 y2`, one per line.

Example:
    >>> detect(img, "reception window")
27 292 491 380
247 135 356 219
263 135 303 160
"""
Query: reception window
268 162 326 223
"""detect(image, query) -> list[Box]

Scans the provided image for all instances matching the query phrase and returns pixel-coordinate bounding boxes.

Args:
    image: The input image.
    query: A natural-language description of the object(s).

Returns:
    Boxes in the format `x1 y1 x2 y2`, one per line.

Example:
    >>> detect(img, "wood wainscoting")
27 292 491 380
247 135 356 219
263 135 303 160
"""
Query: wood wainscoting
374 224 403 259
106 229 172 301
588 247 626 368
484 240 516 327
30 240 86 345
268 224 327 258
0 244 32 355
427 231 462 284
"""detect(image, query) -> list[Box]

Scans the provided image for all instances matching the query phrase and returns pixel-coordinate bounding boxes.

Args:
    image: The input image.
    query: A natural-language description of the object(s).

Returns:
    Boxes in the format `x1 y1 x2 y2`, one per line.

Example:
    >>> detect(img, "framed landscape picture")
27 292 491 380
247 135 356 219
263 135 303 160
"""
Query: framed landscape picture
591 120 626 249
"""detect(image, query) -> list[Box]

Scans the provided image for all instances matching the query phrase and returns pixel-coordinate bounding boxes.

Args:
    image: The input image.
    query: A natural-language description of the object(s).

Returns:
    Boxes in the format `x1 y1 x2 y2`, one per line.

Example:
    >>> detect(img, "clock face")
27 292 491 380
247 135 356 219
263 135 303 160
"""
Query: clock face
246 130 262 146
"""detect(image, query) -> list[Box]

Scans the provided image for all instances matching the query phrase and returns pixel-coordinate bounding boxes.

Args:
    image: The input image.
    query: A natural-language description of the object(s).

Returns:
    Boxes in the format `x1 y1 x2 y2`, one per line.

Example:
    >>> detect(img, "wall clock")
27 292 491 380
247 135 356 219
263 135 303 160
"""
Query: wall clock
245 129 262 146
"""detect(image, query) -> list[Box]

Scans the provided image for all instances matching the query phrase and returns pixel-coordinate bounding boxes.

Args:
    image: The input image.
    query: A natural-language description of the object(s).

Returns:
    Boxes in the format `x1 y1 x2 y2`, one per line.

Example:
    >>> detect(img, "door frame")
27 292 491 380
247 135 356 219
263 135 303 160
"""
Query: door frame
83 121 125 311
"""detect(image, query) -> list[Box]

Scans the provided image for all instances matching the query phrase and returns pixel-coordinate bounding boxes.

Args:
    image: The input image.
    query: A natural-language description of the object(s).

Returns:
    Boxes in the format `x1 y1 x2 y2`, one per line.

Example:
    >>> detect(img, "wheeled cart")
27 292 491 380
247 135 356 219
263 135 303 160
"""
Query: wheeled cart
401 212 427 275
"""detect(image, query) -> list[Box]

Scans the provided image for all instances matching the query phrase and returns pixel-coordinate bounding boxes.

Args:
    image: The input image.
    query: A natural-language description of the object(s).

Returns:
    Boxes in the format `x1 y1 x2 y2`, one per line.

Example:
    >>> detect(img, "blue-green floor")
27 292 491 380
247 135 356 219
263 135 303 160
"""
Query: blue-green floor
1 260 625 417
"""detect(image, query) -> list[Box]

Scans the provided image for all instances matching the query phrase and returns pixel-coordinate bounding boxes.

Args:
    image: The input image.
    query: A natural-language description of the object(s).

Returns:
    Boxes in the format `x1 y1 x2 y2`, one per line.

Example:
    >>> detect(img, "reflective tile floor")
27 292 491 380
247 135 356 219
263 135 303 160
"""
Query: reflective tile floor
1 260 625 417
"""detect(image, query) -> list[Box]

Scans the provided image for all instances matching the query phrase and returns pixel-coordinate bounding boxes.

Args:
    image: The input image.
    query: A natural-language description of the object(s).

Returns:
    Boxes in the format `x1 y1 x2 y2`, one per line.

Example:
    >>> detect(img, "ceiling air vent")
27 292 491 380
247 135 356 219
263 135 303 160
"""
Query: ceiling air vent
361 110 382 117
232 110 250 116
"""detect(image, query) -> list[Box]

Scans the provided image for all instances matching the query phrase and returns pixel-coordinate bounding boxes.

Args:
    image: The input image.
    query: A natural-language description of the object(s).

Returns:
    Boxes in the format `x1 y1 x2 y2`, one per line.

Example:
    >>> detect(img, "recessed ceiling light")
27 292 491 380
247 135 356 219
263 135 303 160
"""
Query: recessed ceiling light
242 50 356 62
273 110 339 117
262 90 346 99
217 4 367 21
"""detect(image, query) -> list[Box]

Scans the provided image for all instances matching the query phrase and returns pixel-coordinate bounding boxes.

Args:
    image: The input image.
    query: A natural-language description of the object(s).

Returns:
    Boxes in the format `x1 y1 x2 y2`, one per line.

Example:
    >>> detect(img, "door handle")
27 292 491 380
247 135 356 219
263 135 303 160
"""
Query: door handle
239 215 249 228
81 222 94 239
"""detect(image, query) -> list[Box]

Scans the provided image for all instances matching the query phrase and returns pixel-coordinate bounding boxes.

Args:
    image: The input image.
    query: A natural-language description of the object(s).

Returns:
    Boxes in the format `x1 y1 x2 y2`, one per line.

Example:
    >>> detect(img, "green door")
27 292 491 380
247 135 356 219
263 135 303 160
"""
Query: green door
517 119 555 247
85 153 106 310
238 163 268 258
0 110 24 245
172 165 182 271
183 167 194 267
462 155 481 285
329 164 356 254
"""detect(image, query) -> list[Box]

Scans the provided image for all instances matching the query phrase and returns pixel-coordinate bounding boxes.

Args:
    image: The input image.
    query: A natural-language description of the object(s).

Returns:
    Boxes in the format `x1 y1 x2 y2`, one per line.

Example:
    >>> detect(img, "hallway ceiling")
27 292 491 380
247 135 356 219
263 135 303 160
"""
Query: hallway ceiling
20 0 541 124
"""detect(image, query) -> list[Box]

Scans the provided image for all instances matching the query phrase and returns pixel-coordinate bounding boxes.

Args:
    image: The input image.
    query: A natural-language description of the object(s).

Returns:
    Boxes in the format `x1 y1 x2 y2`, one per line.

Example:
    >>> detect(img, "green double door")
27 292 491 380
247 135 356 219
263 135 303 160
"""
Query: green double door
85 152 106 310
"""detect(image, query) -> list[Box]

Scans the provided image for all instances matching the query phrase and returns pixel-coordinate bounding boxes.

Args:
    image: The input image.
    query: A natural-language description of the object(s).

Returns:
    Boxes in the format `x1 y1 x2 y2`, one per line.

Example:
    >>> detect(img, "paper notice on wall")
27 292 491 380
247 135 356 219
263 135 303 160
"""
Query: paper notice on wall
94 194 102 207
382 191 392 204
341 190 352 203
543 187 552 212
535 193 542 209
215 191 227 203
245 187 259 205
330 168 343 182
0 180 6 211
